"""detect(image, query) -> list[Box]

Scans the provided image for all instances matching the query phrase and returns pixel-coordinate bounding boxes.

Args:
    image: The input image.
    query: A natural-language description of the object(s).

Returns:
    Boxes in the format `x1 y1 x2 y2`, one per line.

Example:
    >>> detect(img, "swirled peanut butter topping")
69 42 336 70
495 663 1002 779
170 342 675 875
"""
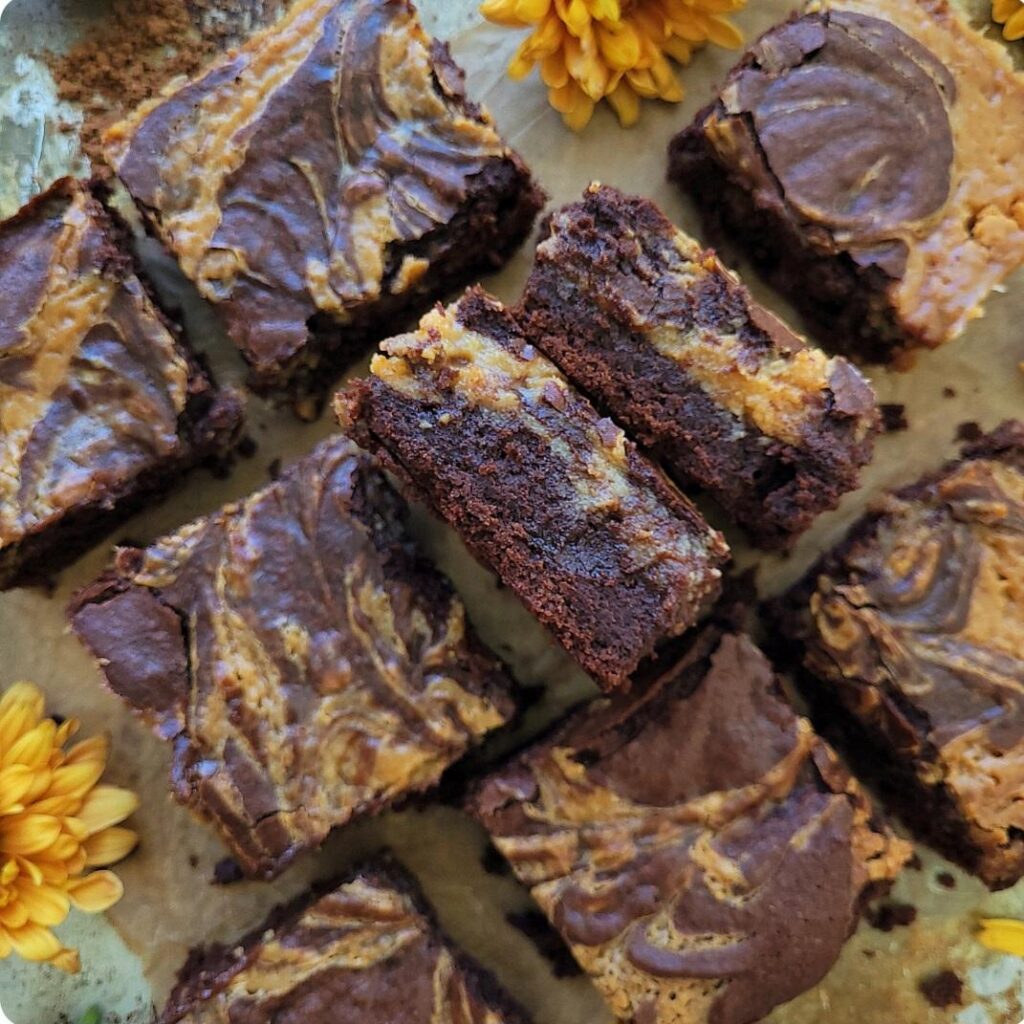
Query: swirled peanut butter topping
537 187 875 452
807 432 1024 855
474 633 909 1024
371 298 725 583
73 436 512 878
105 0 513 371
705 0 1024 346
169 869 518 1024
0 182 190 550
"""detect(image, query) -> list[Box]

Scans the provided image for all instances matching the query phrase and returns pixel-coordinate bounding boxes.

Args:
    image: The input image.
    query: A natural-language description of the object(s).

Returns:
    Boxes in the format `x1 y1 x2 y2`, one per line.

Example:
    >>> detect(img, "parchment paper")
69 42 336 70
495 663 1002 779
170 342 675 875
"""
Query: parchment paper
1 1 1023 1022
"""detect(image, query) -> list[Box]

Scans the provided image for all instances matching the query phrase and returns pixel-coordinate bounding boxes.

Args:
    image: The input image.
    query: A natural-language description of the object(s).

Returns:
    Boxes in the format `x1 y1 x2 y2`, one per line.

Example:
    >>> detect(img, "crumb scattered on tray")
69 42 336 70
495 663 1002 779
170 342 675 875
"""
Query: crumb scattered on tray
956 421 984 443
919 969 964 1009
212 857 245 886
943 386 957 398
937 871 957 889
880 403 909 433
867 901 918 932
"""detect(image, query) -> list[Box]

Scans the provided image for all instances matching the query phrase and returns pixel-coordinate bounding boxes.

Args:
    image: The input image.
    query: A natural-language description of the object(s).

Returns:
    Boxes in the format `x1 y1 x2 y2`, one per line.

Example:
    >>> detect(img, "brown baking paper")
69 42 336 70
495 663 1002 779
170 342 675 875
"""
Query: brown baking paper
0 0 1023 1021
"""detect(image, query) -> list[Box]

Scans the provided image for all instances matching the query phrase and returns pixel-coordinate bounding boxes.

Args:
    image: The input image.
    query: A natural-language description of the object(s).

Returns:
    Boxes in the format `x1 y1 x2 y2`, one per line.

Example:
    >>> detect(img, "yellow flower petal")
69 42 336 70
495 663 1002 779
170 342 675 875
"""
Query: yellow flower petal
0 814 62 855
596 21 642 70
607 79 641 126
48 759 106 801
0 902 29 930
540 50 570 87
480 0 532 27
0 765 35 814
49 947 81 973
1005 6 1024 38
13 881 70 928
66 870 124 913
978 918 1024 956
75 786 139 836
83 828 138 868
8 922 63 963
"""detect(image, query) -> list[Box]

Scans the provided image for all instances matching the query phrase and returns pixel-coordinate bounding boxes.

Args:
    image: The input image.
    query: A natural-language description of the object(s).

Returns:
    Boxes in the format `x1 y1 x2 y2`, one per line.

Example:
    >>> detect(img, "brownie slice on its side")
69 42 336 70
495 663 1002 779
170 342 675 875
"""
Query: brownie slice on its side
104 0 544 405
69 435 515 880
0 178 242 590
158 857 534 1024
469 629 911 1024
772 421 1024 890
519 184 878 549
338 287 730 692
669 0 1024 364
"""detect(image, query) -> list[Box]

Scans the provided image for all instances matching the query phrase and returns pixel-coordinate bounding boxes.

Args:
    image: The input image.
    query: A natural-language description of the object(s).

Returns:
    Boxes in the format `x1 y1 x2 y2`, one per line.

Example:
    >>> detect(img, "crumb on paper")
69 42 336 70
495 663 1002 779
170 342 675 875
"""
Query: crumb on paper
919 970 964 1009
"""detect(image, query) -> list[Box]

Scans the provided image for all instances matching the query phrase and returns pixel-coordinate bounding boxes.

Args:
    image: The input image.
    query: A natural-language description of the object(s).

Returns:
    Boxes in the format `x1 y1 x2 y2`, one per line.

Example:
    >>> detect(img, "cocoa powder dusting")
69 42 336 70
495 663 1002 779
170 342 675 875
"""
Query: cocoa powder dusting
46 0 290 168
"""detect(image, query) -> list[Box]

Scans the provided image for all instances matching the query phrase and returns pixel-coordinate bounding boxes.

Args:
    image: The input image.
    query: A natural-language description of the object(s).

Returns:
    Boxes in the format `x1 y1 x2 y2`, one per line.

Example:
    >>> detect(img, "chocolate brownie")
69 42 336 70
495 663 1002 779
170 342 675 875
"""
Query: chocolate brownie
519 185 878 549
159 857 533 1024
772 421 1024 889
339 288 729 692
104 0 544 402
0 178 242 590
669 0 1024 363
69 435 515 879
470 629 911 1024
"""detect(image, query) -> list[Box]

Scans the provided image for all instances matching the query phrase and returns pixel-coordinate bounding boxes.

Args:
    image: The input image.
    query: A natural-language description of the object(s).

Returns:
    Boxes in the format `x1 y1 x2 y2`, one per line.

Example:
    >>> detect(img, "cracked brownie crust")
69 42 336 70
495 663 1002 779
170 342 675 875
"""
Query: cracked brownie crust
518 185 878 548
339 287 729 691
0 178 242 590
772 421 1024 889
670 0 1024 363
69 435 514 879
470 629 910 1024
104 0 544 399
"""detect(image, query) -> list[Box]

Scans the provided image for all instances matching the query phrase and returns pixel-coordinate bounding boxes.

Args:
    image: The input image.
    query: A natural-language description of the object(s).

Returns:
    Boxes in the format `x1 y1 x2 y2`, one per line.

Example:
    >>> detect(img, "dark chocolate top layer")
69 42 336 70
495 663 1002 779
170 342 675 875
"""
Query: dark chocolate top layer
70 435 514 878
0 178 239 586
519 184 877 547
779 421 1024 885
106 0 536 379
160 858 532 1024
339 287 729 691
697 10 954 280
471 630 909 1024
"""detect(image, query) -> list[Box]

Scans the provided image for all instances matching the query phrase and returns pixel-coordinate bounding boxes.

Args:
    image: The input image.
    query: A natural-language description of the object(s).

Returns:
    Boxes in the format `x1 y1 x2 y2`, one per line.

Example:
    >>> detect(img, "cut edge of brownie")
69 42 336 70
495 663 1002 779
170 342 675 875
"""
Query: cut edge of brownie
0 177 244 590
517 183 879 549
158 853 535 1024
766 420 1024 889
338 287 729 691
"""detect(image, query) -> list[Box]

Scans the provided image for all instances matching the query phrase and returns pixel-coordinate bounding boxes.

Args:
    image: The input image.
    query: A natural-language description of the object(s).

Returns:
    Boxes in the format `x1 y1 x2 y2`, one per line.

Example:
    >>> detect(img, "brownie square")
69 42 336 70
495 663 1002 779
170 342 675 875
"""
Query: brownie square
669 0 1024 363
519 184 879 549
470 629 910 1024
338 287 729 692
159 857 533 1024
69 435 515 880
0 178 242 590
104 0 544 401
772 421 1024 890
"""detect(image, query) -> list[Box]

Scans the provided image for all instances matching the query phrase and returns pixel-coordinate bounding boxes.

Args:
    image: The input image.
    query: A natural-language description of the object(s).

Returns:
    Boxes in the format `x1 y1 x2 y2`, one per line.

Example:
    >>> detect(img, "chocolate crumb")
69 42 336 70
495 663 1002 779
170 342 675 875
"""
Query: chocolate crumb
956 421 983 443
506 910 582 978
267 458 283 481
188 854 199 869
907 853 923 872
866 901 917 932
212 857 245 885
937 871 956 889
919 970 963 1009
236 435 258 459
942 386 957 398
879 403 908 433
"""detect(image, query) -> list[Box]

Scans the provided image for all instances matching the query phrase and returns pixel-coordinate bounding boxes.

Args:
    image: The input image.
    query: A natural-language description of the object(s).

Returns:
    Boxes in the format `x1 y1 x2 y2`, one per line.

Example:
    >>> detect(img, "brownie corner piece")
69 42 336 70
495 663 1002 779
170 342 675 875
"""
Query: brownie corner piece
338 287 729 691
159 856 533 1024
469 628 910 1024
773 419 1024 889
669 0 1024 363
0 177 242 590
69 434 515 879
104 0 544 398
519 183 878 548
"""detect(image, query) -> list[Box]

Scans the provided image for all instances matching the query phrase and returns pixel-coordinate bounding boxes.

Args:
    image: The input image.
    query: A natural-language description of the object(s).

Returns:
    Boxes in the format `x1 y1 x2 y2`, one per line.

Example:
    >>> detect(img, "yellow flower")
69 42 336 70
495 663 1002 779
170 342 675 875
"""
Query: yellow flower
0 682 138 973
482 0 747 130
993 0 1024 40
978 918 1024 956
